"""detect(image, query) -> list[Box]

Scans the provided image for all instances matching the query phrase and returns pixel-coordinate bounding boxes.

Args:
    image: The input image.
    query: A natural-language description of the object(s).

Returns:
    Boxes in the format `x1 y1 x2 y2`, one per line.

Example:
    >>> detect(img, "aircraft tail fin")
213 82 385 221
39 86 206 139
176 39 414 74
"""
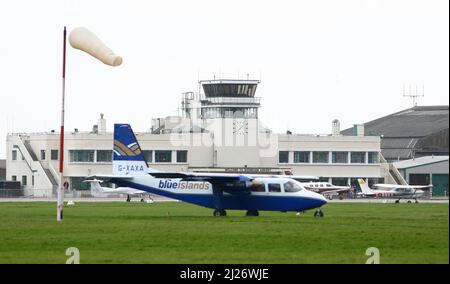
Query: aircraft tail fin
113 124 149 175
357 178 374 195
84 179 106 197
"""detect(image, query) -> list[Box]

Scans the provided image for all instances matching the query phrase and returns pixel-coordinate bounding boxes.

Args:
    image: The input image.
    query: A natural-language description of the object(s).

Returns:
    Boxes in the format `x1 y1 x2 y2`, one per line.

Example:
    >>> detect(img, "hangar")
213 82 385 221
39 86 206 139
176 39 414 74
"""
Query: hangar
394 156 449 196
341 106 449 162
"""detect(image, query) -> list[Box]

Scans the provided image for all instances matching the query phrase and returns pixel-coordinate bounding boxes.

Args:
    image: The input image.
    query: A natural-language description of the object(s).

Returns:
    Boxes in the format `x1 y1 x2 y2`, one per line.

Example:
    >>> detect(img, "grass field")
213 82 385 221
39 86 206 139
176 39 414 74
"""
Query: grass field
0 201 448 264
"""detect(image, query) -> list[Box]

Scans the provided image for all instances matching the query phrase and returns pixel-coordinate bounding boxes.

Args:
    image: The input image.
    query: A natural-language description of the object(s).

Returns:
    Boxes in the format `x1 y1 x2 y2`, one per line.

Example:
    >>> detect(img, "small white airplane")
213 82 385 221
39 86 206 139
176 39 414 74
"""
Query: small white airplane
356 179 428 203
83 179 154 203
300 182 352 200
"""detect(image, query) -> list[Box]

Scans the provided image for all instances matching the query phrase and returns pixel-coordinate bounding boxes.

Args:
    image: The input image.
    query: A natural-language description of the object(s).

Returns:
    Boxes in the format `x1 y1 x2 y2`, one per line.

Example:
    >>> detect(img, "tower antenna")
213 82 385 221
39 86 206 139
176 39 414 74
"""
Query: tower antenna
403 84 424 107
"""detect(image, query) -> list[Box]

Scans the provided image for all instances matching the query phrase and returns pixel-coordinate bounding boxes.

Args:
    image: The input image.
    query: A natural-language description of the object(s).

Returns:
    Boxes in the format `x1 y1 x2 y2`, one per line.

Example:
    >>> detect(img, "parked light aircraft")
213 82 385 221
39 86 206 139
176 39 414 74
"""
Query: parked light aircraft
84 179 154 202
357 178 427 203
87 124 327 217
300 182 352 200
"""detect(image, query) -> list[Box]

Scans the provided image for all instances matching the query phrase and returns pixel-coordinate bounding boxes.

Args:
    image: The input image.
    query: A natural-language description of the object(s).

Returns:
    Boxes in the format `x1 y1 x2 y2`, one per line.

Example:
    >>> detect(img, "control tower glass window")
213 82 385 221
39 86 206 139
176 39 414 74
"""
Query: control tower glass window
202 83 257 97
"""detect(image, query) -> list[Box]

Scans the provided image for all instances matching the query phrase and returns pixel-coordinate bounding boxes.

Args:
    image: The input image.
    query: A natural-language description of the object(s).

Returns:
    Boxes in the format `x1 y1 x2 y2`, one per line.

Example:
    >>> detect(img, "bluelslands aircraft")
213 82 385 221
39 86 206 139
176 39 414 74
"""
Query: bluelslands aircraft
356 178 428 203
84 179 154 203
87 124 327 217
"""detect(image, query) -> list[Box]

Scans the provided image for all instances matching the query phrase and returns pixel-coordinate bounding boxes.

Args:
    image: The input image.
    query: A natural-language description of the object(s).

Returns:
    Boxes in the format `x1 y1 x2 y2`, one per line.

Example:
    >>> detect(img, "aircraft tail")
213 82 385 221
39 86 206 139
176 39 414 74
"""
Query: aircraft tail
357 179 374 195
113 124 149 175
84 179 106 197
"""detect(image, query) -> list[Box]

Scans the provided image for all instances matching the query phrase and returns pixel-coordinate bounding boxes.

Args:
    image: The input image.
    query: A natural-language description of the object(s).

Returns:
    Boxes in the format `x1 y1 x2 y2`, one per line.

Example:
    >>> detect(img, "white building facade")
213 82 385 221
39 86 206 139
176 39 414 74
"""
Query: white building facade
6 79 391 197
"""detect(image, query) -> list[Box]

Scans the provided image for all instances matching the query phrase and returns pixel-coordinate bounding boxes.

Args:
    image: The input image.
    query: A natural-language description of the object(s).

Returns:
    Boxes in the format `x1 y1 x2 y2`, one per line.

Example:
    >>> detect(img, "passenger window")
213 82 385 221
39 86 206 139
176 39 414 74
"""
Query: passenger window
268 183 281 193
251 182 265 192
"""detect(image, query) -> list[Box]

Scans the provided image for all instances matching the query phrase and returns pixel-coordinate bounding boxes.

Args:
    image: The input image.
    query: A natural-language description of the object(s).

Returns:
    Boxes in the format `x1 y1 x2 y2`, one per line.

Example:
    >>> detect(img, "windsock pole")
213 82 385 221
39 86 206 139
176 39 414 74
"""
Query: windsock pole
57 26 67 222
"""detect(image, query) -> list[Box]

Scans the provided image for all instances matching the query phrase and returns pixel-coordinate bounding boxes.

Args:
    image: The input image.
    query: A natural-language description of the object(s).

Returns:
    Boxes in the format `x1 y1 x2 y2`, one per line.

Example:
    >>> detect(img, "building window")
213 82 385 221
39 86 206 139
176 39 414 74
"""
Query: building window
332 151 348 163
351 152 366 163
70 177 90 190
12 150 17 161
268 183 281 193
51 150 59 161
368 152 379 164
22 175 27 186
97 150 112 162
12 175 17 181
319 177 330 182
332 177 349 186
278 151 289 163
155 150 172 163
40 150 46 160
142 150 153 163
313 152 329 163
69 150 95 163
368 178 379 187
176 150 188 163
293 151 310 163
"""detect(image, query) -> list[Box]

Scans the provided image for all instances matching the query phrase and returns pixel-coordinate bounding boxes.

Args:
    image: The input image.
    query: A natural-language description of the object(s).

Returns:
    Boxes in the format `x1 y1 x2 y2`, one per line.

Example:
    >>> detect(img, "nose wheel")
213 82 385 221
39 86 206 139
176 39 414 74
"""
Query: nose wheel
213 209 227 217
314 209 324 218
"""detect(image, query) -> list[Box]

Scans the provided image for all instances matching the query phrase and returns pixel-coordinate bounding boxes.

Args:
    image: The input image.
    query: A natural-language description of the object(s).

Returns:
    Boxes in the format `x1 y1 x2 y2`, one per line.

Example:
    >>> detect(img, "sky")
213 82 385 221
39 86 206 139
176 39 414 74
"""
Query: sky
0 0 448 159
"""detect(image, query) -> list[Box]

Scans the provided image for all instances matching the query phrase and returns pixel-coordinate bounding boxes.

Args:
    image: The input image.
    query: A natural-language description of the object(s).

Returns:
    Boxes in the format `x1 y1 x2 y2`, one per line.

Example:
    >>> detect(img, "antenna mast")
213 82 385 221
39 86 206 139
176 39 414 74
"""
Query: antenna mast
403 84 424 107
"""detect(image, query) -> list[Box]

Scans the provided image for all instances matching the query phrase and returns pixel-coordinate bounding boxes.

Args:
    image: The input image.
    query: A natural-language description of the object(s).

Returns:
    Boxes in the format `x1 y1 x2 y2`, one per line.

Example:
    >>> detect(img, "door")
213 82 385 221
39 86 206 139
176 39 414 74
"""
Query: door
432 174 449 197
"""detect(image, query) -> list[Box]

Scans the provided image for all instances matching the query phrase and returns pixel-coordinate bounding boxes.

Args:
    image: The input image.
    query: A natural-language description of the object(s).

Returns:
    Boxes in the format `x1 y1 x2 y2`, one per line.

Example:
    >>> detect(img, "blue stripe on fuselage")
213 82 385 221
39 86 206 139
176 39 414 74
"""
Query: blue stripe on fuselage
112 179 325 212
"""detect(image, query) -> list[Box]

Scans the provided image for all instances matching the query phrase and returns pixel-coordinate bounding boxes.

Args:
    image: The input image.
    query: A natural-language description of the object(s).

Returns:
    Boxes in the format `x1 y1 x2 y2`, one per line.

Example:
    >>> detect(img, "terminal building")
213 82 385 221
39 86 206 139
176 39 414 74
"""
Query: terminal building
6 79 407 197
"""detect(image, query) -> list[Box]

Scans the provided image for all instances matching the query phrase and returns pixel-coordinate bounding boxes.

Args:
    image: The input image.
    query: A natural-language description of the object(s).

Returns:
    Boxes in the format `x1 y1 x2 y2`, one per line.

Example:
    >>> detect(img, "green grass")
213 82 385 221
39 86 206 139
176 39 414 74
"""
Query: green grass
0 202 448 264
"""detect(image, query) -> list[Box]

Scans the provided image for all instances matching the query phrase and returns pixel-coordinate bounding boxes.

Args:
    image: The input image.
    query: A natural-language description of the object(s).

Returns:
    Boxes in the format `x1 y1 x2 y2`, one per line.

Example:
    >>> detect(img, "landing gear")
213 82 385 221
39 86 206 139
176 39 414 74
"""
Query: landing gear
213 209 227 217
140 198 145 202
407 200 412 203
314 209 324 218
126 195 131 202
415 199 419 204
395 199 400 204
246 210 259 217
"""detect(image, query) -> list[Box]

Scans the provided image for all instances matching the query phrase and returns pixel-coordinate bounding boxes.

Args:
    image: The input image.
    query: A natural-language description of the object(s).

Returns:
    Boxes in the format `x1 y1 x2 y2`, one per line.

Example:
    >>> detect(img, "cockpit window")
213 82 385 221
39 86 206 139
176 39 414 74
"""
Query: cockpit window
268 183 281 193
284 181 303 193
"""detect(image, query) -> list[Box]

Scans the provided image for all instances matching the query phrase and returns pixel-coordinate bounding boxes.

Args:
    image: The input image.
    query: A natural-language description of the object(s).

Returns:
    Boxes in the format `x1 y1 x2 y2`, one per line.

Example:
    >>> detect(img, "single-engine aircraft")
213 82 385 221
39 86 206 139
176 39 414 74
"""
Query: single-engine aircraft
84 179 154 202
87 124 327 217
356 178 427 203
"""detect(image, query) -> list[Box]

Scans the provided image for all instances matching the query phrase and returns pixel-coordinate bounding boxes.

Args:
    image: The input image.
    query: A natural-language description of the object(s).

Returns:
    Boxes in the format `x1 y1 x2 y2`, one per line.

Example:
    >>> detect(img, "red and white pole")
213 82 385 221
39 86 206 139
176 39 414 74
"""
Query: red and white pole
57 26 67 222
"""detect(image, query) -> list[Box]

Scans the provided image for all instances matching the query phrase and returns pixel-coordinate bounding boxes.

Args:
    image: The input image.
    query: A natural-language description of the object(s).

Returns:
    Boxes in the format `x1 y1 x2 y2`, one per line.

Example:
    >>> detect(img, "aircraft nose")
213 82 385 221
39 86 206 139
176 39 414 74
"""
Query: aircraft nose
310 191 327 207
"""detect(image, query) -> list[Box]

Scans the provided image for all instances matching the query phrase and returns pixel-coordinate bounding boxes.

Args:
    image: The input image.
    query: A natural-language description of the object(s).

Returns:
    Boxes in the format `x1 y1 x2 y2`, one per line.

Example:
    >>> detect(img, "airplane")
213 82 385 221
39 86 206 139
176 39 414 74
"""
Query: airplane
83 179 154 203
300 182 352 200
356 178 425 203
87 123 328 217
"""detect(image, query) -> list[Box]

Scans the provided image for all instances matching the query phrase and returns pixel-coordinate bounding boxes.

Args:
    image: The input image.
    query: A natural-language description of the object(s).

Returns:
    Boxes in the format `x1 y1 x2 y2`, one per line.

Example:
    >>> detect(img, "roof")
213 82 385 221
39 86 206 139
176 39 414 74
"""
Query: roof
393 155 449 169
341 106 449 138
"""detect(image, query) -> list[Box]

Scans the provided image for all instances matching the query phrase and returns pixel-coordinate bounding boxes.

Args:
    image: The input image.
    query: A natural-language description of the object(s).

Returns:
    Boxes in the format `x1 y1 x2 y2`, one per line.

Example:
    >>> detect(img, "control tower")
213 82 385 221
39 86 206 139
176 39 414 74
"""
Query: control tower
181 79 261 124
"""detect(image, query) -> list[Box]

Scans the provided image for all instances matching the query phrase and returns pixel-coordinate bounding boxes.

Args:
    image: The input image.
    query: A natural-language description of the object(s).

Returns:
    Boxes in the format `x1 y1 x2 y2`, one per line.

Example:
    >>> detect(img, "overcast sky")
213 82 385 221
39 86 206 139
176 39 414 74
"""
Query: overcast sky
0 0 448 158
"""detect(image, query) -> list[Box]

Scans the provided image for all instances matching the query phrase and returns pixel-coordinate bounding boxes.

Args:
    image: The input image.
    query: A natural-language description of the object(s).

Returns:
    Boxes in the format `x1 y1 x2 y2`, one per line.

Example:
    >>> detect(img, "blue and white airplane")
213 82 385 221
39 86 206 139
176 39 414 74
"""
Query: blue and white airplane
88 124 327 217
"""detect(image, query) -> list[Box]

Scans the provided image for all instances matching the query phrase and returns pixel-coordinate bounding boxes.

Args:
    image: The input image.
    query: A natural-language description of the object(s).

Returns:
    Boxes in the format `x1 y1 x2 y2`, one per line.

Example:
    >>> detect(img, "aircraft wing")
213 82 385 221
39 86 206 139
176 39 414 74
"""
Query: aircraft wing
85 174 135 182
321 188 352 194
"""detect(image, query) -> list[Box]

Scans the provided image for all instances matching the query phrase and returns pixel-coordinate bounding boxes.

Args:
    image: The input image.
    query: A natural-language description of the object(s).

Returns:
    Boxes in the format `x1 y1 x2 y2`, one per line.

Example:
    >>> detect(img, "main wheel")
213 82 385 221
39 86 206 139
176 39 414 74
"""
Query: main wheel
140 198 145 202
246 210 259 217
395 200 400 204
407 200 412 203
213 209 227 217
